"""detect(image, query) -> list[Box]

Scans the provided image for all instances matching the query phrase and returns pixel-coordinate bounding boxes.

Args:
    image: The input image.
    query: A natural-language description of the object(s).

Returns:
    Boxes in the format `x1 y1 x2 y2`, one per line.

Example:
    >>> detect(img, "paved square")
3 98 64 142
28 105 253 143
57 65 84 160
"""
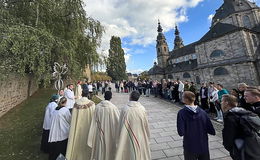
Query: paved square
101 91 231 160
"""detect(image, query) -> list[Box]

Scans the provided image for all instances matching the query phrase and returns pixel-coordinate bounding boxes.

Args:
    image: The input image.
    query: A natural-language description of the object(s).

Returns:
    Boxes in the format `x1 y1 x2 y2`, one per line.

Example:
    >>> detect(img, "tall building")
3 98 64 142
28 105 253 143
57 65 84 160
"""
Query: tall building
156 20 170 68
148 0 260 88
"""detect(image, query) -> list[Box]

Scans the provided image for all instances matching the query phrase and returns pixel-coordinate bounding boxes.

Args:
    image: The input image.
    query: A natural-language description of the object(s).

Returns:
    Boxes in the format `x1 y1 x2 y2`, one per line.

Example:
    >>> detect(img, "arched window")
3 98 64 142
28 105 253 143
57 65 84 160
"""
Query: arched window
164 47 167 52
214 67 229 76
158 48 160 53
192 54 197 59
243 15 252 28
252 35 258 47
183 72 191 78
210 50 225 58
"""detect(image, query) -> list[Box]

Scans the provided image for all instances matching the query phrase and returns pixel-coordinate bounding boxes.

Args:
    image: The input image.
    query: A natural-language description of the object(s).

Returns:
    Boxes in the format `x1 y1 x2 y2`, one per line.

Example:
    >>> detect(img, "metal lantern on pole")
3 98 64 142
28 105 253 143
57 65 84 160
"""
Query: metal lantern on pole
52 62 68 92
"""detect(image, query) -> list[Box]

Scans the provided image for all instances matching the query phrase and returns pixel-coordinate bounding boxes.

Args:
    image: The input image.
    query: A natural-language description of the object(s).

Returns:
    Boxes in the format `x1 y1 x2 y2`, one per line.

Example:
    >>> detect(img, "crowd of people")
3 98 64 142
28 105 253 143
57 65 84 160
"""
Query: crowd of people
115 80 260 122
114 79 260 160
39 79 260 160
40 81 150 160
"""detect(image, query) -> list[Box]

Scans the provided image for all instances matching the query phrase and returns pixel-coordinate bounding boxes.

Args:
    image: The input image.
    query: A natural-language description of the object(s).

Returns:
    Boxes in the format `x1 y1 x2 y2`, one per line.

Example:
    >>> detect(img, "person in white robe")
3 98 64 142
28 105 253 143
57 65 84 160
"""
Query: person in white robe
115 90 151 160
58 89 65 102
48 97 71 160
64 84 75 110
178 80 184 103
66 91 95 160
75 81 82 99
88 82 93 99
40 94 59 153
87 91 120 160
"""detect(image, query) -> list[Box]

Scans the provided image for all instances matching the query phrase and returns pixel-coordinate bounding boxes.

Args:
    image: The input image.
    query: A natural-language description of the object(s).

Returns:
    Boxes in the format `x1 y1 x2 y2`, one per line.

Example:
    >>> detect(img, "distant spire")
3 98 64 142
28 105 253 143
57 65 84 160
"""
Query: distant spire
157 19 163 33
174 25 184 50
175 25 180 36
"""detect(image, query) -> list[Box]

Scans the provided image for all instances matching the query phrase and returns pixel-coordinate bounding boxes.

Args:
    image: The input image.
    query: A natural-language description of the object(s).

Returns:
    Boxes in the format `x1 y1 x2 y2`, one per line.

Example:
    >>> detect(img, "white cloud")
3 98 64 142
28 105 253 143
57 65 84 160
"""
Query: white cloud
208 14 214 23
122 47 131 65
84 0 204 51
248 0 260 5
124 53 131 65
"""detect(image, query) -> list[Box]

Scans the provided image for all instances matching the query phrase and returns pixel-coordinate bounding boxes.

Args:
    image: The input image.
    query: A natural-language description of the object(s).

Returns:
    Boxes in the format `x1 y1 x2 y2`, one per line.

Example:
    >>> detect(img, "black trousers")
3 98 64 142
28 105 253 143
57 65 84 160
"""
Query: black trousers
174 91 180 102
209 102 216 113
184 150 210 160
49 139 68 160
40 129 50 153
200 98 209 110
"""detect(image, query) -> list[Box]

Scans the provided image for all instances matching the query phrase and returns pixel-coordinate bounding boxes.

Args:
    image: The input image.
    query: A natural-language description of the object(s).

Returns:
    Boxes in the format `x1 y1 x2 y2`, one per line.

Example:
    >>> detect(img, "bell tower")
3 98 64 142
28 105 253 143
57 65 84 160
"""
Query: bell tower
174 25 184 50
156 20 169 68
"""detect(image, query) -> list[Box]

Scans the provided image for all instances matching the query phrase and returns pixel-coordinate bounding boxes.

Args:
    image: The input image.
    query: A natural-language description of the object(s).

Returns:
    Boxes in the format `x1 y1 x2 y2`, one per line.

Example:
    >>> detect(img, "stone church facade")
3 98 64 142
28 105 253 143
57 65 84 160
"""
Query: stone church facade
148 0 260 88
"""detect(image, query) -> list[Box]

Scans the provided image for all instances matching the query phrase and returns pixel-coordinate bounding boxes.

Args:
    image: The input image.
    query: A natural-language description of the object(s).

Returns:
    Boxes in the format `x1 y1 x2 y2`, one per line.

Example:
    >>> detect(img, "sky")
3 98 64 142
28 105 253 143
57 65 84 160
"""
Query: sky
84 0 260 74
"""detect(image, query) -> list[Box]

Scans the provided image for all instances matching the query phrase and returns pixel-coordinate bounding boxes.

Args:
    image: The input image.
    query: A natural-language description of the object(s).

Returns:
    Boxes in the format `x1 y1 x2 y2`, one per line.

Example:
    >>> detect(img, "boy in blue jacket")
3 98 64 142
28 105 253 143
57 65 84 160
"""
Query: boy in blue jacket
177 91 216 160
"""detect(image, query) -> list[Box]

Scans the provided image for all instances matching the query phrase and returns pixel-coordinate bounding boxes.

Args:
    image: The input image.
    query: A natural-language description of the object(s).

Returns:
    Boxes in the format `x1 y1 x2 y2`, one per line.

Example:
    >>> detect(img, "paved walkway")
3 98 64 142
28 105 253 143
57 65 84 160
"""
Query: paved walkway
101 90 231 160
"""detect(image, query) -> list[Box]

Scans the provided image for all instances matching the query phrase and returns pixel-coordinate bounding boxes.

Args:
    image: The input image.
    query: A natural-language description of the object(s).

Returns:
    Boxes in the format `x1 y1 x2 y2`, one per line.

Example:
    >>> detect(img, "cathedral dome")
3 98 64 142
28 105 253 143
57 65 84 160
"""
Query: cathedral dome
148 62 165 75
212 0 258 26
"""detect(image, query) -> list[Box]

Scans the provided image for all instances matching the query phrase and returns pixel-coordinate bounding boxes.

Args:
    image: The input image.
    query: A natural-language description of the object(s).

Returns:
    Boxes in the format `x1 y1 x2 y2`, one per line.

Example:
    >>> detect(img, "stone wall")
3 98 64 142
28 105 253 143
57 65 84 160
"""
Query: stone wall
149 74 165 81
168 62 259 90
217 8 260 28
199 62 259 89
0 75 39 118
196 31 247 66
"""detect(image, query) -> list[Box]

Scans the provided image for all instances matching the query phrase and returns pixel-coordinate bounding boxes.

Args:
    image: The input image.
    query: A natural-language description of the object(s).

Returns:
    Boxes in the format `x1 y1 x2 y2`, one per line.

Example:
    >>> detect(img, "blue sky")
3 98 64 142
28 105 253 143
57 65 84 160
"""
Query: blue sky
85 0 260 74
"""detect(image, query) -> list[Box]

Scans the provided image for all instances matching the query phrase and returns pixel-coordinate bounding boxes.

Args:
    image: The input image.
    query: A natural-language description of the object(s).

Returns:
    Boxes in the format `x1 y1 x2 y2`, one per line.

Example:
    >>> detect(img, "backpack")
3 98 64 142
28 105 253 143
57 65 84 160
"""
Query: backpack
235 113 260 160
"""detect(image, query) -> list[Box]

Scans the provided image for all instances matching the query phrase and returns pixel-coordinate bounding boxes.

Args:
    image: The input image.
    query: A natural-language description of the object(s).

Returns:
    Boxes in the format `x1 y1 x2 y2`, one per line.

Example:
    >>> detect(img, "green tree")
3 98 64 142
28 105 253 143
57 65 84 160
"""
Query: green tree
0 0 104 84
106 36 127 81
138 71 149 81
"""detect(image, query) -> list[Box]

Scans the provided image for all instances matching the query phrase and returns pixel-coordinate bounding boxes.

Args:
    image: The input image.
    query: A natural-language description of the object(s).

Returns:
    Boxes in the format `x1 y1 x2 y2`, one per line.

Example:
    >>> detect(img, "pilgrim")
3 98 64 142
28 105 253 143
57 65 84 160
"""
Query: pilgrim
115 91 151 160
87 91 120 160
48 97 71 160
66 91 95 160
75 81 82 99
40 94 59 153
64 84 75 110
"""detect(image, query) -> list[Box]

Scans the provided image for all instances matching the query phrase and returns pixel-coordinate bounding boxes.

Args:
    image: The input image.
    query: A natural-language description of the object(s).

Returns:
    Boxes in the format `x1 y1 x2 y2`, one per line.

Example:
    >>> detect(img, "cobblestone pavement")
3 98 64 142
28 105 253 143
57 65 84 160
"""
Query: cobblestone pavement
100 91 232 160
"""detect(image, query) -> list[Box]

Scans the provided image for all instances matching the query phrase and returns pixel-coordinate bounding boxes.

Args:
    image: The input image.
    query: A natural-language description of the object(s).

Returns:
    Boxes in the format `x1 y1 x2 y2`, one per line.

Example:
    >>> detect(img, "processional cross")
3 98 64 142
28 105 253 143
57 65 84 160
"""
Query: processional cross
52 62 68 92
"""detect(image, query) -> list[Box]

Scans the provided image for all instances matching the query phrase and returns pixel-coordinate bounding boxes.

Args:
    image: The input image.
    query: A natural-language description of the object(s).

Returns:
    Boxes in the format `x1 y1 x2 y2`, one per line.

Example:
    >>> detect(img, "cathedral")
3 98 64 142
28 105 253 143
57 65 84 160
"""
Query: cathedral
148 0 260 89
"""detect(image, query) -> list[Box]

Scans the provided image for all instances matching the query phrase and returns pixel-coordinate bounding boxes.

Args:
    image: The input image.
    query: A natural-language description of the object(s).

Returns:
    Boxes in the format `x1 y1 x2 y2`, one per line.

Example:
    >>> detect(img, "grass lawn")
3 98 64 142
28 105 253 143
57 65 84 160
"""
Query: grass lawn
0 89 101 160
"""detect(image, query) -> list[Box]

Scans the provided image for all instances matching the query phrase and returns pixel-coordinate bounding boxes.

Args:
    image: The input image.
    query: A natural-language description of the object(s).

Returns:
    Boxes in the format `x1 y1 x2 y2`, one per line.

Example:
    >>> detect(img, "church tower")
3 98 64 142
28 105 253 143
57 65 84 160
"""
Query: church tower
156 20 169 68
174 26 184 50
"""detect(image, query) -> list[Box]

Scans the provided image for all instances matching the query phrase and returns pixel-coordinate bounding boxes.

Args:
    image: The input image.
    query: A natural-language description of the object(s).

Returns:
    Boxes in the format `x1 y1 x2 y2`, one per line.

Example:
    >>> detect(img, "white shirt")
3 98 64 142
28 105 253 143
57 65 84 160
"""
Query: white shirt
210 90 219 102
64 89 75 109
178 82 184 92
201 88 206 99
88 84 93 92
48 107 71 142
208 87 214 97
43 102 58 130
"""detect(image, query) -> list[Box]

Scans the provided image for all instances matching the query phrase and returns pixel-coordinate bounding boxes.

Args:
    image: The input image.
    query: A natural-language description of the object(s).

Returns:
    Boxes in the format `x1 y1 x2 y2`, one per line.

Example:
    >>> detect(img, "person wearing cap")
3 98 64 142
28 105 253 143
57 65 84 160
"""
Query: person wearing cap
40 94 59 153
